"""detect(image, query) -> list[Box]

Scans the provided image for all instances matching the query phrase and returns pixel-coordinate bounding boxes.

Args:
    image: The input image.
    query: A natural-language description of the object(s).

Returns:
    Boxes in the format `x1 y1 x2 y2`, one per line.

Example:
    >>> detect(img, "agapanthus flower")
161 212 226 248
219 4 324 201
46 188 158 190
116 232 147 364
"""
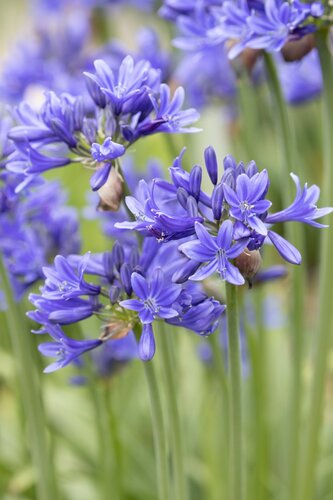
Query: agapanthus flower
223 171 271 235
7 55 200 194
120 268 181 323
265 173 331 227
179 221 248 283
37 322 102 373
117 147 332 283
42 253 101 301
222 0 324 58
0 127 81 301
161 0 324 60
30 235 226 368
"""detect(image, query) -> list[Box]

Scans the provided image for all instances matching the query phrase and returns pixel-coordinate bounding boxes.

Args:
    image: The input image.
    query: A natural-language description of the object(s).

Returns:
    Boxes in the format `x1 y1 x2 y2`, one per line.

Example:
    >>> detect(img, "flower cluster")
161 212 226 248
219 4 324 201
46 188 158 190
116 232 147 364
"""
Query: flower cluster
161 0 324 59
29 236 225 370
0 117 81 300
29 143 331 372
6 55 199 204
220 0 324 58
117 147 332 282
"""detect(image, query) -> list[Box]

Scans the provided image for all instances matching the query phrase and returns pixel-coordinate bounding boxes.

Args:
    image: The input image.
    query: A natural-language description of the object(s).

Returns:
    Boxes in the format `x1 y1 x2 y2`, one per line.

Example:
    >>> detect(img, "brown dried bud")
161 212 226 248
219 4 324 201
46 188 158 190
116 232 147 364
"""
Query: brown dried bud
226 40 261 75
99 321 132 341
97 167 123 212
240 48 262 73
234 249 262 280
281 34 315 62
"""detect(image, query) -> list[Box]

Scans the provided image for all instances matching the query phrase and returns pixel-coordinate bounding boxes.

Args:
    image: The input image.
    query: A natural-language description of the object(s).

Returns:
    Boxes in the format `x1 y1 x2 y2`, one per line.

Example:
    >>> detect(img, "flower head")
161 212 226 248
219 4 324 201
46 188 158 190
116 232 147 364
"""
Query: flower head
37 323 102 373
223 171 271 235
180 221 248 284
120 268 181 324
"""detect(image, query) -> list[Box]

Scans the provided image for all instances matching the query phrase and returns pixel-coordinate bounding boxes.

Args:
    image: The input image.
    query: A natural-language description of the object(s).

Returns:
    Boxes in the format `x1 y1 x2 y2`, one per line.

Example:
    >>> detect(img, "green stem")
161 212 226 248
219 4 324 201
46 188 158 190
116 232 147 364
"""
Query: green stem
298 29 333 500
226 282 244 500
211 330 229 406
0 256 57 500
158 324 187 500
264 53 305 500
106 383 123 499
88 371 117 500
246 288 270 500
210 331 229 500
143 360 170 500
77 321 120 500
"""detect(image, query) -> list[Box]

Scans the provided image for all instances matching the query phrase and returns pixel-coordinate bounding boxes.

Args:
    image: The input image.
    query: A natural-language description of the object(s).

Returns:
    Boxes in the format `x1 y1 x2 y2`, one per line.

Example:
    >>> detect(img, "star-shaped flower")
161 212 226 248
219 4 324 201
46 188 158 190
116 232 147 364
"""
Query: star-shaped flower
179 220 248 285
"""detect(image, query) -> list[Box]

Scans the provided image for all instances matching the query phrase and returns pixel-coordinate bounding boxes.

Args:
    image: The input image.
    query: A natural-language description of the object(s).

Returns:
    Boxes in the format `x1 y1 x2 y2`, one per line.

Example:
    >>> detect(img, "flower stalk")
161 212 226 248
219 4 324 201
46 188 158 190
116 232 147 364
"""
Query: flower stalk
143 358 170 500
158 323 188 500
226 281 244 500
298 28 333 500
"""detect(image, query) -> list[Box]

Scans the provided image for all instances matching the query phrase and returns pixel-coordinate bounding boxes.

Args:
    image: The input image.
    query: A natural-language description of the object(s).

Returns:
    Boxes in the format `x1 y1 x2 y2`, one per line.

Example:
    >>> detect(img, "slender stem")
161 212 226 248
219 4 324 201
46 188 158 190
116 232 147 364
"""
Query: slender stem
158 324 187 500
106 382 123 499
298 29 333 500
211 330 229 406
246 288 269 500
210 329 229 500
226 282 244 500
143 360 170 500
0 255 57 500
86 366 117 499
264 53 305 500
76 320 121 500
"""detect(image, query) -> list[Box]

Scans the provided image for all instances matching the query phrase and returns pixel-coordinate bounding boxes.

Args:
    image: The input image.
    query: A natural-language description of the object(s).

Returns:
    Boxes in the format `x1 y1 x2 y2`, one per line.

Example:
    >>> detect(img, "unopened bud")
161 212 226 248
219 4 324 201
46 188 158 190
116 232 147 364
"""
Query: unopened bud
227 41 261 75
281 35 315 62
234 249 262 280
97 167 123 211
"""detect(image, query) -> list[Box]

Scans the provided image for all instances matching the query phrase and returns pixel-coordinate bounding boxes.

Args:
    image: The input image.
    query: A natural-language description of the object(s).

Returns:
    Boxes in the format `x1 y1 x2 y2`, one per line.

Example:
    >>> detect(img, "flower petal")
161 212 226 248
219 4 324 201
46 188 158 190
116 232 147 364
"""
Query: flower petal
225 261 245 286
131 273 148 299
139 324 155 361
179 240 216 261
189 259 218 281
195 222 218 250
268 230 302 265
119 299 143 312
216 220 233 248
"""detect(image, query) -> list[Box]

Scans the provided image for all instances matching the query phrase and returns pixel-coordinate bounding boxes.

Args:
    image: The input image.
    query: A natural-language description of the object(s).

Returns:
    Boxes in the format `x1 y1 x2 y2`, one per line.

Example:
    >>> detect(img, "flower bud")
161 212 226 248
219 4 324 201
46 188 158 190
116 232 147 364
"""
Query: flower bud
186 195 199 217
189 165 202 200
177 187 189 209
204 146 218 185
97 167 123 211
112 241 124 269
234 249 262 281
120 262 132 296
109 286 121 304
212 183 224 221
281 35 315 62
